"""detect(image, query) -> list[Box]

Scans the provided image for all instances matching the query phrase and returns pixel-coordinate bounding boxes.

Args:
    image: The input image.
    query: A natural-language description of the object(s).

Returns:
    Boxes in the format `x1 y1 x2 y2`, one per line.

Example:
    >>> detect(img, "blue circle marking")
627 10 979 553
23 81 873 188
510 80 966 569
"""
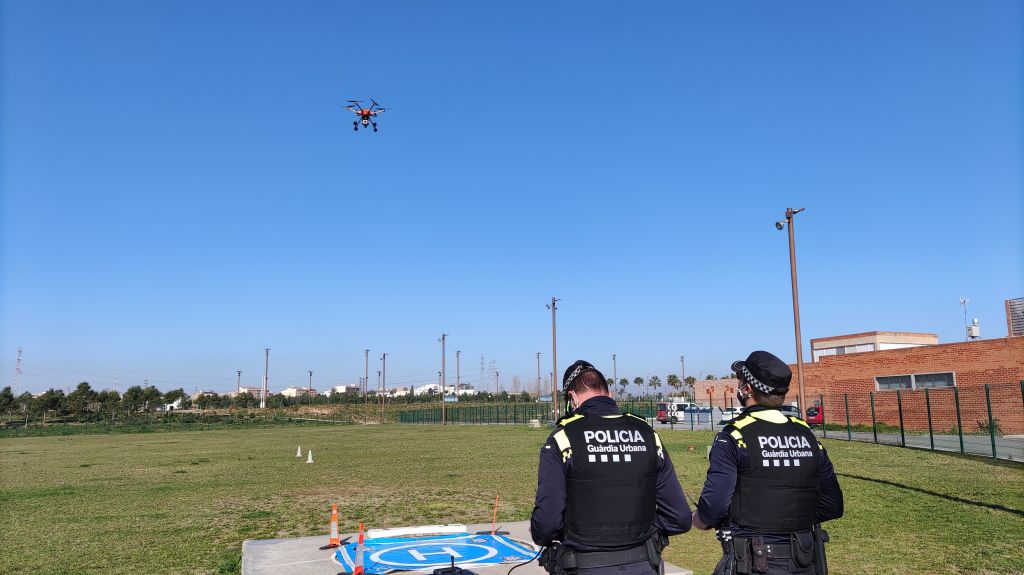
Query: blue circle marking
371 542 497 568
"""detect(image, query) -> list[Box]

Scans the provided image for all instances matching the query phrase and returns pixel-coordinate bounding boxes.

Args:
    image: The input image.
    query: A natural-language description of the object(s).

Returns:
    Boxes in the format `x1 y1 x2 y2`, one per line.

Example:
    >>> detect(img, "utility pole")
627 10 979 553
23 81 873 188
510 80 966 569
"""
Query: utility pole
680 355 686 400
456 350 461 391
536 352 541 397
261 348 270 409
377 369 383 423
495 371 500 399
547 297 560 420
308 370 313 404
363 349 369 401
439 334 447 425
777 208 807 415
236 370 242 395
612 354 617 397
381 353 388 392
13 347 22 397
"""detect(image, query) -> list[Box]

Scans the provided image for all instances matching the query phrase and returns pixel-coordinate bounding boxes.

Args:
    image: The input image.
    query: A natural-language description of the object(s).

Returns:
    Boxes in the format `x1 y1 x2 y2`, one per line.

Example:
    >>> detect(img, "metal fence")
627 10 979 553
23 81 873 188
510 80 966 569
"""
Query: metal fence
396 399 666 425
0 411 352 438
810 381 1024 461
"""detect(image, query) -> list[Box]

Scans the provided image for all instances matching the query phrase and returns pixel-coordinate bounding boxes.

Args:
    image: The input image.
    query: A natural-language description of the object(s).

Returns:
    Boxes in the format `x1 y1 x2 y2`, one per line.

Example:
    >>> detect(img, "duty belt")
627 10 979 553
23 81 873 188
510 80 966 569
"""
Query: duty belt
560 545 651 570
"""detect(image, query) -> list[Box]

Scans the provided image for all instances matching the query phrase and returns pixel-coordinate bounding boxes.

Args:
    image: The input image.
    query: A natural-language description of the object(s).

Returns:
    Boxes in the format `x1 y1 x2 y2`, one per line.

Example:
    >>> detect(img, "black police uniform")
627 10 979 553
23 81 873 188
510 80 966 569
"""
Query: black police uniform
530 395 691 575
697 406 843 575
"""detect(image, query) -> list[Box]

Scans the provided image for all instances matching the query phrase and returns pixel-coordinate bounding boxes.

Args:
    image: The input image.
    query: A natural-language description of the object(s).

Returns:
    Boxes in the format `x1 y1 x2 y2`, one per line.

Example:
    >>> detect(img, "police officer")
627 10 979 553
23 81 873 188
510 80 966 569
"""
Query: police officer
691 351 843 575
531 360 692 575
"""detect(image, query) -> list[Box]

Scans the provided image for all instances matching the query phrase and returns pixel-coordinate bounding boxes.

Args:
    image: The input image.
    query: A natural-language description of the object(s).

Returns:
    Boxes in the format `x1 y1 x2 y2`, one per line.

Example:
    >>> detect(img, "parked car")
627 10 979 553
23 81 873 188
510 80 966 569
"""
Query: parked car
779 404 801 418
656 401 704 423
806 405 824 425
718 407 742 425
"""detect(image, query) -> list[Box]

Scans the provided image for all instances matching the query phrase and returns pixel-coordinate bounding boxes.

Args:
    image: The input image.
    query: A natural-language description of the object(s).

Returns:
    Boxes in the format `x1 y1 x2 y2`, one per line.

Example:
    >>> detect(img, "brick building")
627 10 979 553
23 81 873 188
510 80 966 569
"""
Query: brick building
789 336 1024 434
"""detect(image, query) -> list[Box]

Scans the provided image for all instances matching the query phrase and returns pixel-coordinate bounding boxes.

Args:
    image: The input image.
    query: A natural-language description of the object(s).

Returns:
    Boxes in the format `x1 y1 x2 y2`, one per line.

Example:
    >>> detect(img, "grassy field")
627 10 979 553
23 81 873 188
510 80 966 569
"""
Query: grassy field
1 424 1022 575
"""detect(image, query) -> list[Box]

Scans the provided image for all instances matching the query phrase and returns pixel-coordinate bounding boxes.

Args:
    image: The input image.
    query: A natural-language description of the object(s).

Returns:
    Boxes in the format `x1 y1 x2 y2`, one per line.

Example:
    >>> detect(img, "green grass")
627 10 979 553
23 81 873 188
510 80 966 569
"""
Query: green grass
1 426 1022 575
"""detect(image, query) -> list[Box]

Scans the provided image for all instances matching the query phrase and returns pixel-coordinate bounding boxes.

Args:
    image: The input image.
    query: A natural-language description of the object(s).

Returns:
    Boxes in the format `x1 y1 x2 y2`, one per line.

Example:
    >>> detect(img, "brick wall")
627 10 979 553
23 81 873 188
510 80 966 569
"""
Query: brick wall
785 336 1024 433
693 378 741 409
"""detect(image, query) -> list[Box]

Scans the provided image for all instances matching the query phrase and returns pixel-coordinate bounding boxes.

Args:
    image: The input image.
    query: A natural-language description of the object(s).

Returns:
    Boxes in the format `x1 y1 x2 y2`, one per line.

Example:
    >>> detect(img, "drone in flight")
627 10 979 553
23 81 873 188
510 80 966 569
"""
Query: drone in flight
346 99 387 132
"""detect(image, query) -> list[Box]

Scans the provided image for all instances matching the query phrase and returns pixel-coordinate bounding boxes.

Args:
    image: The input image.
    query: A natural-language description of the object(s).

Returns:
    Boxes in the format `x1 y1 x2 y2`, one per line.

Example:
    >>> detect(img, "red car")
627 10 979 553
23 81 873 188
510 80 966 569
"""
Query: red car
806 405 824 425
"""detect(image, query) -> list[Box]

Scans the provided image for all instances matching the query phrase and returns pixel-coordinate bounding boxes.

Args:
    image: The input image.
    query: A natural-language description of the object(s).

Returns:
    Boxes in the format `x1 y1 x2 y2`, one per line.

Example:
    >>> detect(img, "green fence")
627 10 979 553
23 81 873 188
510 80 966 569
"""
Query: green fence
809 381 1023 461
0 410 353 438
397 399 661 425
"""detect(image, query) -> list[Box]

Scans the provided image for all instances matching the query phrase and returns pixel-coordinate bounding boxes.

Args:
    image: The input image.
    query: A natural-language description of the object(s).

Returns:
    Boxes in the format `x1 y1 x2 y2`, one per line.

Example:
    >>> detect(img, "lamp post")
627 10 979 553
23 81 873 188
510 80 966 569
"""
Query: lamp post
363 349 370 403
536 352 541 397
612 354 617 398
308 370 313 405
261 348 270 409
547 297 560 420
439 334 447 425
776 207 807 416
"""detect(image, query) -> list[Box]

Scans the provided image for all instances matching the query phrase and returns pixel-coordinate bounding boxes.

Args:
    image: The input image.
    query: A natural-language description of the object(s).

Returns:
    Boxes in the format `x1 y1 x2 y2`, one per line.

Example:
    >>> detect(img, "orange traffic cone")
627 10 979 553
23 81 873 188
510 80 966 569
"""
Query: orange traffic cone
319 503 341 550
353 522 365 575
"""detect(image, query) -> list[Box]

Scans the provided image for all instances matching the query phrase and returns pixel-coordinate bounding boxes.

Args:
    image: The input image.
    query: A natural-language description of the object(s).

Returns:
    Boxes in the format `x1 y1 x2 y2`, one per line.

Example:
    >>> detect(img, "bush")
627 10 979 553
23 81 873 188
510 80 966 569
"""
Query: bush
975 418 1003 436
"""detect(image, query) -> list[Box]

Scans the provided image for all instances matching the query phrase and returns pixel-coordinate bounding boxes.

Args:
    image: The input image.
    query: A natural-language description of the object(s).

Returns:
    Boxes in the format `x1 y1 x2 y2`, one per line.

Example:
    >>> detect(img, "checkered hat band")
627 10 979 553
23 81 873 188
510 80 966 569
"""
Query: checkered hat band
564 364 587 390
739 364 774 395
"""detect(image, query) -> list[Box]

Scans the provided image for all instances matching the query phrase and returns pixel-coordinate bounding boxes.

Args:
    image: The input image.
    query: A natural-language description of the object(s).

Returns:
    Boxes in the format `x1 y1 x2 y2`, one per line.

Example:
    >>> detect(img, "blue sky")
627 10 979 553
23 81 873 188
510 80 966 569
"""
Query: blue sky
1 0 1021 396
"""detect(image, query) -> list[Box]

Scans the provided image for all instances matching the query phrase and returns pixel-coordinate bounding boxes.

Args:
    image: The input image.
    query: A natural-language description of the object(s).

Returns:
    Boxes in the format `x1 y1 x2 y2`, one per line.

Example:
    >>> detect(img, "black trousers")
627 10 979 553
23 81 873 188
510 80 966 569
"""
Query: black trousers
579 559 659 575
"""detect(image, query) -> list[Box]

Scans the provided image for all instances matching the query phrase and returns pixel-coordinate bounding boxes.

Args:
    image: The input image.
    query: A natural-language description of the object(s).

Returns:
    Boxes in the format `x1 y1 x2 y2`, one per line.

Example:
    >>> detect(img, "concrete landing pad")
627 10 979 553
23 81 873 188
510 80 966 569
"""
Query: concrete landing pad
242 521 692 575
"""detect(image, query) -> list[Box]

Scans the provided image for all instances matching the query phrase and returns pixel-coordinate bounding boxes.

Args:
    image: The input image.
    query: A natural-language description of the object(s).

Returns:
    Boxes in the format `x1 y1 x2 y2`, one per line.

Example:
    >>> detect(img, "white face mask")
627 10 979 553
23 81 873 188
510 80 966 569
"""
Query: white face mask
736 385 751 407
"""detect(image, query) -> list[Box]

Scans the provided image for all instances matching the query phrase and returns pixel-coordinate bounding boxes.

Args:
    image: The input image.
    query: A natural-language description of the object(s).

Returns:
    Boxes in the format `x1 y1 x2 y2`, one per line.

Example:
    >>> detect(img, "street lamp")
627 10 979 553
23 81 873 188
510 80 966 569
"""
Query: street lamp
776 207 807 416
439 334 447 425
547 297 560 420
612 354 617 398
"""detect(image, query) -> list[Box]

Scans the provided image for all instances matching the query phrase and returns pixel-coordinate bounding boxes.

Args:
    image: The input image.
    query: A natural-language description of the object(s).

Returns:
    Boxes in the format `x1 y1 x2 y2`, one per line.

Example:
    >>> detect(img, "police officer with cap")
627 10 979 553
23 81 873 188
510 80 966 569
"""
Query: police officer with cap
692 351 843 575
531 360 692 575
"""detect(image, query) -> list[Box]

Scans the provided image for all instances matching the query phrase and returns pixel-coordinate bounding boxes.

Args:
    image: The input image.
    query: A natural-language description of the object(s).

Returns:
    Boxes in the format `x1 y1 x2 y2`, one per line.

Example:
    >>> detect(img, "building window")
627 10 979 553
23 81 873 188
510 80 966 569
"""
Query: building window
875 372 956 391
876 375 912 390
914 372 955 388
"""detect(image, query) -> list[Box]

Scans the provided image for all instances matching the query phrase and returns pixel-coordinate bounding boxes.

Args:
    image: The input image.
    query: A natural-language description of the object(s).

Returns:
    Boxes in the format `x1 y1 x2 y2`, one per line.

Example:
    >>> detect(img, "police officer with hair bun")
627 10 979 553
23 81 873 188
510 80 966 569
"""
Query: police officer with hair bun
531 360 692 575
692 351 843 575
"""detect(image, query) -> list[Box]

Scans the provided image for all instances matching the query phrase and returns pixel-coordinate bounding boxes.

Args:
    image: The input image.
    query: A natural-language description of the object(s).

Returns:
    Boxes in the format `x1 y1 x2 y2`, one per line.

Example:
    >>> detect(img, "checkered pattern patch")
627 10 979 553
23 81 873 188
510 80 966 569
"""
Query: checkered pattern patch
739 364 775 395
587 453 633 463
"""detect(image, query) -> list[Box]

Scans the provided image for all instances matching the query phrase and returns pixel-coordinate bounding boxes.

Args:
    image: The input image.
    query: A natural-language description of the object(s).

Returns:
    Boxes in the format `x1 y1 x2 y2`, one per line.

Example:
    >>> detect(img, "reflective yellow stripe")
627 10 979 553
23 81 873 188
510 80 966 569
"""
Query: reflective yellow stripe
552 429 572 462
558 414 584 426
749 410 788 424
789 416 810 429
553 429 570 452
625 413 646 422
731 415 757 429
729 429 748 449
654 432 664 457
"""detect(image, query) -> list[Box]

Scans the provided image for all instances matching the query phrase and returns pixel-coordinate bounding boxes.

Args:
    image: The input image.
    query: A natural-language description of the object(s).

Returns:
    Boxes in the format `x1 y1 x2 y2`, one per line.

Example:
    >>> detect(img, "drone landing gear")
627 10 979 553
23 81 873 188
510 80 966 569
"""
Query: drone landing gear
372 122 378 132
353 121 359 131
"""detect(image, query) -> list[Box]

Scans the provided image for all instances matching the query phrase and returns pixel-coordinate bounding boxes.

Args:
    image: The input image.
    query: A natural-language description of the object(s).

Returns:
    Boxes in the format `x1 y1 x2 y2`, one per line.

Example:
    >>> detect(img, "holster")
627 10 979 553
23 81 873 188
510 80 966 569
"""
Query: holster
813 525 830 575
749 536 768 573
790 531 815 568
645 532 668 572
731 536 752 575
539 544 566 575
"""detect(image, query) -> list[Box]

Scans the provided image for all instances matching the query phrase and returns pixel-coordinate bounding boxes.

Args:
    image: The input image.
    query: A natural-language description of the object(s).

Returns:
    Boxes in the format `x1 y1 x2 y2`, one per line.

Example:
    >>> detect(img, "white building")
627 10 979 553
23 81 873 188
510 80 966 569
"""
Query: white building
281 386 317 398
811 331 938 362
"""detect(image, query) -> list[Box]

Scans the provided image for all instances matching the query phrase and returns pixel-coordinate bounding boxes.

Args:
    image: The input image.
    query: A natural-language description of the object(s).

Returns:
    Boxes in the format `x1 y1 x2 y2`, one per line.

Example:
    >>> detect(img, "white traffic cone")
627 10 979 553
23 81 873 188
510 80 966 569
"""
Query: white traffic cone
306 449 314 464
296 445 302 457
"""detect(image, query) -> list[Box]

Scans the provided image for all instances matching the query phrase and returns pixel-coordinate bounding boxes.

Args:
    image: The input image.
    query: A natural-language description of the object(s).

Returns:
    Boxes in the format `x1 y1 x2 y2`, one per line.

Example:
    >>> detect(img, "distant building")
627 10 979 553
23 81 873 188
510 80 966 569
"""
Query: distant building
191 390 218 401
236 386 264 397
811 331 938 362
326 385 360 395
1006 298 1024 337
281 386 316 398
